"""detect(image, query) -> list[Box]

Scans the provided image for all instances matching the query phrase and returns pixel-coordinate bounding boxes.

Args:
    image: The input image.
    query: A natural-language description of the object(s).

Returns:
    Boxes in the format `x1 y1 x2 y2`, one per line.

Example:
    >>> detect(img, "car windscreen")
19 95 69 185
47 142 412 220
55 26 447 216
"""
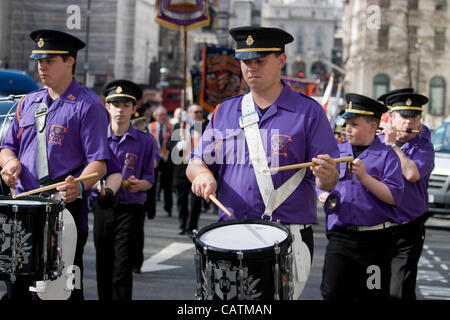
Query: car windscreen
431 122 450 153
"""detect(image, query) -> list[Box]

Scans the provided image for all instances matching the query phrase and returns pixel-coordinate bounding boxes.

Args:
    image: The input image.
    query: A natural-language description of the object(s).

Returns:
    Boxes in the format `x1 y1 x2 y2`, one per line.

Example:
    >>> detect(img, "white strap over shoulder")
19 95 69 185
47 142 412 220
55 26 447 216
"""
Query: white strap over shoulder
240 93 305 220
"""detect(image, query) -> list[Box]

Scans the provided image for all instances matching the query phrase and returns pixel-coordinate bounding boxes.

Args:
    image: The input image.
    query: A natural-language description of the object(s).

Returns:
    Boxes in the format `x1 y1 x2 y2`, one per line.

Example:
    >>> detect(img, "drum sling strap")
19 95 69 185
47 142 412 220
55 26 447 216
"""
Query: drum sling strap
240 92 310 292
35 102 50 186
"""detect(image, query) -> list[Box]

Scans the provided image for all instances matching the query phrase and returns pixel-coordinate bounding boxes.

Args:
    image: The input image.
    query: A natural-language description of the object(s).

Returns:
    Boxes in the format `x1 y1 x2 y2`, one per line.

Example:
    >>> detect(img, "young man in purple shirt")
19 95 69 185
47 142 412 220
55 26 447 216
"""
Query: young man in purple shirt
319 93 404 300
0 29 109 300
101 79 156 300
378 91 435 300
187 26 339 299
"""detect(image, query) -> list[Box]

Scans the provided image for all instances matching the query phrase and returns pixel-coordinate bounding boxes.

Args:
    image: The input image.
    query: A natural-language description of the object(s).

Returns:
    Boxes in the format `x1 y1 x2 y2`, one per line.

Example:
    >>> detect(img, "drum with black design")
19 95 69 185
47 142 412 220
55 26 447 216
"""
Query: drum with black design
193 219 293 300
0 195 64 281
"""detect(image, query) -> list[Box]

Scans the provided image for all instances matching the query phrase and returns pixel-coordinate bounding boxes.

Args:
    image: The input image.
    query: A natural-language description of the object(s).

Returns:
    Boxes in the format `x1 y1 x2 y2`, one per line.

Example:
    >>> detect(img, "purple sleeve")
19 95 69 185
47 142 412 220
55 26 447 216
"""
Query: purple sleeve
412 143 435 178
140 134 156 184
80 101 110 163
306 105 340 161
382 149 405 206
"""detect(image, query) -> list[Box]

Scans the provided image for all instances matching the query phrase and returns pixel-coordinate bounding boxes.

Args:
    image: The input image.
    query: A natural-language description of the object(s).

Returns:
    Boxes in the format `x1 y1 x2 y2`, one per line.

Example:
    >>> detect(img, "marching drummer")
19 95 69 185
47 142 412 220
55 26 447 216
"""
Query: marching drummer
378 91 435 300
0 29 109 300
319 93 404 300
186 26 340 299
100 79 157 300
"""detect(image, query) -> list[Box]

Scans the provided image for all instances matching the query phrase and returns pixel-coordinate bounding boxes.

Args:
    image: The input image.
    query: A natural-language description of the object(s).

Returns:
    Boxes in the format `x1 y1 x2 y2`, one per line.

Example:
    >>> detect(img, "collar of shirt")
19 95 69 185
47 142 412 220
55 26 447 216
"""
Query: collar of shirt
33 78 80 109
342 135 384 159
108 124 140 142
238 80 297 122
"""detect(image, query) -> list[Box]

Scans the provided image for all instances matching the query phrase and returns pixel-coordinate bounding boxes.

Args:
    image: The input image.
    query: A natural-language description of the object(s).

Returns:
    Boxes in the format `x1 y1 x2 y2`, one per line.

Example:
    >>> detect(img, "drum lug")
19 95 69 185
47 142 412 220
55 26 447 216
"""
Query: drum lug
12 205 18 213
194 249 203 299
273 242 280 300
236 251 244 300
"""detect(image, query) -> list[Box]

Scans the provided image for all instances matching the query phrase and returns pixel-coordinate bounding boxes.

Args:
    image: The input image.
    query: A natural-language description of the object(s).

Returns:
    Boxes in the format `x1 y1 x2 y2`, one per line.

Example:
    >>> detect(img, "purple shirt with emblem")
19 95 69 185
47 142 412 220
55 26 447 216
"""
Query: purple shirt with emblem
191 81 339 224
378 127 434 223
326 137 404 231
1 79 110 231
108 125 156 204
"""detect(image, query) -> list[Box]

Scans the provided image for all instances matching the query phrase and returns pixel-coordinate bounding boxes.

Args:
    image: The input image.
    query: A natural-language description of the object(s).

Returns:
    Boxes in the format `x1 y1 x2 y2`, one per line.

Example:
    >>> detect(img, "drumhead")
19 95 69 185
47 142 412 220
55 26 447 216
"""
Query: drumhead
199 222 288 250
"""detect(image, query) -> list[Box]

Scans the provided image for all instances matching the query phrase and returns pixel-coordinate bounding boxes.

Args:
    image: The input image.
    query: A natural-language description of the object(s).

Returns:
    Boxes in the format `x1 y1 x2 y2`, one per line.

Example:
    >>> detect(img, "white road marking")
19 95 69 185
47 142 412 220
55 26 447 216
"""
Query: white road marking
141 242 194 272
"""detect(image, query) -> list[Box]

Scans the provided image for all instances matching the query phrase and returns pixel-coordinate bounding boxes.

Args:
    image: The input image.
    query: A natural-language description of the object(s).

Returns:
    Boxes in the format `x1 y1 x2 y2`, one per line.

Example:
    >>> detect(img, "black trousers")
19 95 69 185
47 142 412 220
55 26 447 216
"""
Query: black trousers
155 159 173 214
321 227 393 301
131 207 146 270
390 215 426 300
174 179 202 233
93 202 142 300
4 199 88 300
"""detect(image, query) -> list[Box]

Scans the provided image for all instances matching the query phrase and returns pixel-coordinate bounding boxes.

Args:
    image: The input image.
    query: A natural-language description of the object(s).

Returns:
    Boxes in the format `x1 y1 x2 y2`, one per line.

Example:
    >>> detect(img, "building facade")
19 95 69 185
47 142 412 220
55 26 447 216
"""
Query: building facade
0 0 159 89
262 0 337 80
343 0 450 128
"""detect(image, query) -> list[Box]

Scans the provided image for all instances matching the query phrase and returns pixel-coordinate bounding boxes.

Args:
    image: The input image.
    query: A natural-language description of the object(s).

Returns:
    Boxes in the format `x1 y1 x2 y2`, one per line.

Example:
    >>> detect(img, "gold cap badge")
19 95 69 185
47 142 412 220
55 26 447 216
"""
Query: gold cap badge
246 35 254 47
37 38 45 48
348 101 353 109
406 98 412 106
116 86 123 94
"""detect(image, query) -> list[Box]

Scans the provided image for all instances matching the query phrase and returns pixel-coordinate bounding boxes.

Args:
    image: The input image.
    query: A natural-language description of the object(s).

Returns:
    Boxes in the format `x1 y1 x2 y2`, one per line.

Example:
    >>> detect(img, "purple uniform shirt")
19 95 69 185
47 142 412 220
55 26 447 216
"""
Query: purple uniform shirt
327 137 404 231
1 78 110 231
192 81 339 224
108 125 156 204
378 127 434 223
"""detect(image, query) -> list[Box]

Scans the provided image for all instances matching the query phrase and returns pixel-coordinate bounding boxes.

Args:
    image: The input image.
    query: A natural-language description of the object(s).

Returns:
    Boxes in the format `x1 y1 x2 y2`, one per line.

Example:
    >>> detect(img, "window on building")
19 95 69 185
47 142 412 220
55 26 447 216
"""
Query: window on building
408 26 418 49
380 0 390 8
408 0 418 10
435 28 446 51
373 74 390 99
378 25 389 49
436 0 447 10
297 34 304 54
429 77 446 115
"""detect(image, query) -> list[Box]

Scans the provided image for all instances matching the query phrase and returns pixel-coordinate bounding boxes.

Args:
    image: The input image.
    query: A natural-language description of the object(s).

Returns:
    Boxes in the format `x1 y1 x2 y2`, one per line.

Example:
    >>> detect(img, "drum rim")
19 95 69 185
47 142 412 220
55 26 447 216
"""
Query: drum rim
194 218 292 254
0 195 64 209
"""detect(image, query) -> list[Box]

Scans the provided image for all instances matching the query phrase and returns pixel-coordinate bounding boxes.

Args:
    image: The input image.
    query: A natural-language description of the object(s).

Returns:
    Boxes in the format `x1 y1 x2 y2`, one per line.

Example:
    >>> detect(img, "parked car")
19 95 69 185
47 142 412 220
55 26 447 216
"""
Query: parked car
427 117 450 215
0 68 38 96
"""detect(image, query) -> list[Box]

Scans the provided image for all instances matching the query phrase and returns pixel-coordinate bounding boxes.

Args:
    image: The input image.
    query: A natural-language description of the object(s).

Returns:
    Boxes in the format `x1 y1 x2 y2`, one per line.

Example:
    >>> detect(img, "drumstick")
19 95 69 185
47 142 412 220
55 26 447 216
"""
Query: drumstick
12 172 100 199
208 194 233 217
263 156 354 173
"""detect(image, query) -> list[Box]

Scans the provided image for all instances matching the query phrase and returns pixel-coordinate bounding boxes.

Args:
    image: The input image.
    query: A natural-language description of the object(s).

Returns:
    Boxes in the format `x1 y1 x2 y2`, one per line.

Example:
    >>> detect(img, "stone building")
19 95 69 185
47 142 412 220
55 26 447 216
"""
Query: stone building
343 0 449 128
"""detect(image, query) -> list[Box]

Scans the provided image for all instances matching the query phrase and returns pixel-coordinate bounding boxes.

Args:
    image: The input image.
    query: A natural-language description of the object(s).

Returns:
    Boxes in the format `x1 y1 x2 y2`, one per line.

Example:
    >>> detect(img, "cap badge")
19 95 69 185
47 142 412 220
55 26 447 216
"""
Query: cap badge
406 98 412 106
116 86 123 94
246 35 254 47
134 112 139 117
348 101 353 109
37 38 45 48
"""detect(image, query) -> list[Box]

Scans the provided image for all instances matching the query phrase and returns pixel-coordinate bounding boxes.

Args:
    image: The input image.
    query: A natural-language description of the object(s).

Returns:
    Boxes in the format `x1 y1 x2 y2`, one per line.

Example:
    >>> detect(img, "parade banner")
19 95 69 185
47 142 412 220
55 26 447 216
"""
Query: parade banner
199 45 244 112
155 0 210 31
280 76 320 97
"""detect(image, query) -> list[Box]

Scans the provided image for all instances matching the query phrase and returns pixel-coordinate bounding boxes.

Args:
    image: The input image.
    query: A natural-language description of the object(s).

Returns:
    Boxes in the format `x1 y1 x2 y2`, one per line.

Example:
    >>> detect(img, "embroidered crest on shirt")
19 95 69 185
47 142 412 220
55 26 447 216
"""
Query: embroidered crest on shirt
124 153 138 170
271 134 292 157
68 94 75 101
48 125 67 146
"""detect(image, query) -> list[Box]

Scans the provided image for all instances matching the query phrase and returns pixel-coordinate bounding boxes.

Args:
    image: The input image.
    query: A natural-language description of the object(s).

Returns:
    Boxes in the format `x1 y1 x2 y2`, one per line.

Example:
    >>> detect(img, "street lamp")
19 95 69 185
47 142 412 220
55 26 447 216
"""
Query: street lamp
415 39 422 92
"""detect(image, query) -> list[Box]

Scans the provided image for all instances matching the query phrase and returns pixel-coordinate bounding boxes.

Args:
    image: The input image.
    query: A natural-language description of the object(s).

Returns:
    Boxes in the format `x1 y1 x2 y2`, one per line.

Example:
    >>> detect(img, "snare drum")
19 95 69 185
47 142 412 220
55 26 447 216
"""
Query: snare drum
193 219 293 300
0 195 64 282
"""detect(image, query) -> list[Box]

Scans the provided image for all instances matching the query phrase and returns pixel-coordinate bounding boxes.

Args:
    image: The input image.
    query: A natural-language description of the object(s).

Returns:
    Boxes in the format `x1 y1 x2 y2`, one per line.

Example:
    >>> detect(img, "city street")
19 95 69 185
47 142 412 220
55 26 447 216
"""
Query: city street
1 198 449 300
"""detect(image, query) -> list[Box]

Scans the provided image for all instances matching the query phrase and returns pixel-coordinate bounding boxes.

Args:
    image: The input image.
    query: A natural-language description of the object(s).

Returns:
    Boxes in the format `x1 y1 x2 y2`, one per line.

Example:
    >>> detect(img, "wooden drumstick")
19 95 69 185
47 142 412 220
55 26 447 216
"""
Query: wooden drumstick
263 156 355 173
208 194 233 218
12 172 100 199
